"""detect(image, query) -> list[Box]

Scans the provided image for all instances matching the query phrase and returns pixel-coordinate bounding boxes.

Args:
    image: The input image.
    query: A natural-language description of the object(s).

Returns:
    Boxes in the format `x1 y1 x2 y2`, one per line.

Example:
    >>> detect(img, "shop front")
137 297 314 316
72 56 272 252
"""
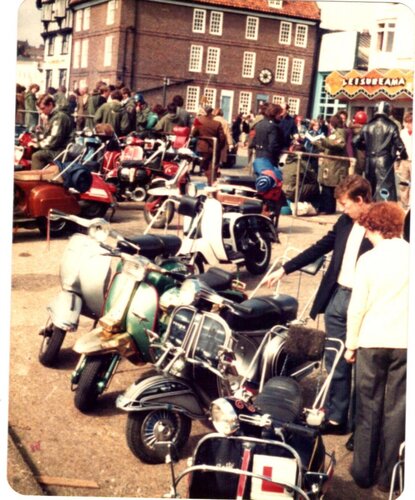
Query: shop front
325 68 413 123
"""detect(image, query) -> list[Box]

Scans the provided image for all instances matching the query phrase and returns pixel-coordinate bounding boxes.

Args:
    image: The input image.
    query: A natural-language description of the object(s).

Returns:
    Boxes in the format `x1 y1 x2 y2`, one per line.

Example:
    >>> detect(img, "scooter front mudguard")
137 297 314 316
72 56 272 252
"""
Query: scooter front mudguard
72 326 135 356
233 214 278 242
47 291 83 331
116 374 206 419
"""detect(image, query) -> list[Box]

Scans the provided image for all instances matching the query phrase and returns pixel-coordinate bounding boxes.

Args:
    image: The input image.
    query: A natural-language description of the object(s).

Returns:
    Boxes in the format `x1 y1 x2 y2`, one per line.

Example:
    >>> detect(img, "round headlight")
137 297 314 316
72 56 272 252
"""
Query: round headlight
211 398 239 435
88 218 110 242
178 278 200 305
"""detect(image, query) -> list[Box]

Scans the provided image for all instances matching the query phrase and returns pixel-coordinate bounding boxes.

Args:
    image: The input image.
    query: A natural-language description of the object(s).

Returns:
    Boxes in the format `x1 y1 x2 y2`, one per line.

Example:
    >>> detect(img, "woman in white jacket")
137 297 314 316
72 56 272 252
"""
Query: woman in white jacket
345 201 409 492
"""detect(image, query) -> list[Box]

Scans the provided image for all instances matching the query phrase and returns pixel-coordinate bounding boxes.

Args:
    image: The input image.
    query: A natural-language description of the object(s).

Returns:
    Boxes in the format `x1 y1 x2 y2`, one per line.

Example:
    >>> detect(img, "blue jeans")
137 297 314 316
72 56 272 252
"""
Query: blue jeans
324 285 352 425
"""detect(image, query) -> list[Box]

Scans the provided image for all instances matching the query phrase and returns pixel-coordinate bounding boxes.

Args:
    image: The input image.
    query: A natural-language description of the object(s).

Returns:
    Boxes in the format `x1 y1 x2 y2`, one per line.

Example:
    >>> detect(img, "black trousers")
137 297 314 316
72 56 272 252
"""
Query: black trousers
351 347 406 489
324 286 352 426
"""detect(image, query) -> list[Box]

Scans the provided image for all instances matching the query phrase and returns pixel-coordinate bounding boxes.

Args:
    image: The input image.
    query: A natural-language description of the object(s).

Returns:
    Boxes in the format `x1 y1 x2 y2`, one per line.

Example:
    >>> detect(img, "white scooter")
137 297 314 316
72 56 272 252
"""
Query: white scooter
175 191 278 275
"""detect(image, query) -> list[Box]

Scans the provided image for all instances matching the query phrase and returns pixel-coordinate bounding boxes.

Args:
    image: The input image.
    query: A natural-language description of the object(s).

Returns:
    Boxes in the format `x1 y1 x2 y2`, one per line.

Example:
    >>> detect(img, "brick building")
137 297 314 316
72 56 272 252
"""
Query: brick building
68 0 321 121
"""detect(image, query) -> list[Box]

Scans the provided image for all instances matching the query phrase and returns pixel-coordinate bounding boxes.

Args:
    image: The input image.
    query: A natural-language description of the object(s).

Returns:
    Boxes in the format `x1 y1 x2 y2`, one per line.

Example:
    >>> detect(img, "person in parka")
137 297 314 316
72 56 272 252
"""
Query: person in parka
31 94 74 170
94 89 124 136
352 101 408 201
154 102 185 133
315 115 348 214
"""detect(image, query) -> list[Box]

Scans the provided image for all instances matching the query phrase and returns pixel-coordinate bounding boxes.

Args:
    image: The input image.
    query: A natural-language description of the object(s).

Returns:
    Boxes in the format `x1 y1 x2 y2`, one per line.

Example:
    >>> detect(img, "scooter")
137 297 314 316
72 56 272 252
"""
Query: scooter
175 191 278 275
105 127 192 202
56 215 246 413
143 146 198 229
161 325 344 500
13 144 116 236
116 274 303 464
38 212 186 367
14 129 36 170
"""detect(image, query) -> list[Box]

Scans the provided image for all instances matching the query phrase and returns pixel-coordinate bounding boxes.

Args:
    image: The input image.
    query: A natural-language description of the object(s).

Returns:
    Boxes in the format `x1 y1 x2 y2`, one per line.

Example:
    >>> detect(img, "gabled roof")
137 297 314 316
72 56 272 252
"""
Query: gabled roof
69 0 321 22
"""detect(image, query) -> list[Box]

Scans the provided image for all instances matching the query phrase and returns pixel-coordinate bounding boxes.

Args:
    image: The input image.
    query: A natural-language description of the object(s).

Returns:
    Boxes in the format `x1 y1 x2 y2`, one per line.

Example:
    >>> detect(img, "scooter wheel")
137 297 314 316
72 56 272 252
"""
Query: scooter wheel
79 201 110 219
244 237 272 275
39 324 66 367
74 355 112 413
126 410 191 464
143 196 175 229
37 217 69 237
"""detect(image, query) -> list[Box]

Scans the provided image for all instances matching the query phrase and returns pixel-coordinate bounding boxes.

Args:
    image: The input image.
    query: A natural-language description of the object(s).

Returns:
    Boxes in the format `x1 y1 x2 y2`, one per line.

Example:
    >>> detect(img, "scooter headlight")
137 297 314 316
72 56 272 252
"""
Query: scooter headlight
211 398 239 436
88 218 110 242
178 279 201 305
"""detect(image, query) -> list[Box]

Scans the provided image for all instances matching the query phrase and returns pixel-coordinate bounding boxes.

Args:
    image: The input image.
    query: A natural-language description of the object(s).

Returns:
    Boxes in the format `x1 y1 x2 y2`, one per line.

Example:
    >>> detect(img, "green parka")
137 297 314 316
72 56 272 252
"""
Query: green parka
316 128 348 187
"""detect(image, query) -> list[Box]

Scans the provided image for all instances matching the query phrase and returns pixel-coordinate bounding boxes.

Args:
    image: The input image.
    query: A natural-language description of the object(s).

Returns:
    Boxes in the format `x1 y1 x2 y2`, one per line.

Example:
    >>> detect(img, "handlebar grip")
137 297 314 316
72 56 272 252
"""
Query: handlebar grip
283 422 319 439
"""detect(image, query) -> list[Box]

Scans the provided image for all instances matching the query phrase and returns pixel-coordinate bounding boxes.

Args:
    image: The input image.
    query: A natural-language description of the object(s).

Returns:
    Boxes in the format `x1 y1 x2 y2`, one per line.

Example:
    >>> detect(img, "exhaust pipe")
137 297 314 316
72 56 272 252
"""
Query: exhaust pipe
130 187 147 202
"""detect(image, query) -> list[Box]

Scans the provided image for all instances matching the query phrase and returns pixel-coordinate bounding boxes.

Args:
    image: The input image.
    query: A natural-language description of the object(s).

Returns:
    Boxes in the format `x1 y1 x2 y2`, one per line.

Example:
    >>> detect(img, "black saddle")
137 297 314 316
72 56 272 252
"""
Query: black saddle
198 267 233 291
117 234 181 259
220 175 256 189
255 376 303 424
224 294 298 331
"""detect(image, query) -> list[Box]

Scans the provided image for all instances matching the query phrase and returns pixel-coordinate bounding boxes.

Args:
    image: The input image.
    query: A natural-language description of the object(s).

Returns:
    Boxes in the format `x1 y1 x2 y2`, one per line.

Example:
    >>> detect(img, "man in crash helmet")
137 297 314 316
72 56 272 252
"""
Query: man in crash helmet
134 93 151 131
349 111 368 175
353 101 407 201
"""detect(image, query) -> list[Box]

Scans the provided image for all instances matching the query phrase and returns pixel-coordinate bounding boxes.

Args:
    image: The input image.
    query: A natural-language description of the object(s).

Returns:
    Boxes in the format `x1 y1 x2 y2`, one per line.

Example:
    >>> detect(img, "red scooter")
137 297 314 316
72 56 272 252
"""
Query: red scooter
13 161 116 236
14 130 37 171
104 127 192 202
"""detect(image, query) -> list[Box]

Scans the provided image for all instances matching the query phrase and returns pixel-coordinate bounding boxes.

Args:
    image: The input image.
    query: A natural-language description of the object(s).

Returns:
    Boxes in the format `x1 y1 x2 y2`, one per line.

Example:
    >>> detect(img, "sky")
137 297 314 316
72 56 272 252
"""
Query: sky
14 0 399 46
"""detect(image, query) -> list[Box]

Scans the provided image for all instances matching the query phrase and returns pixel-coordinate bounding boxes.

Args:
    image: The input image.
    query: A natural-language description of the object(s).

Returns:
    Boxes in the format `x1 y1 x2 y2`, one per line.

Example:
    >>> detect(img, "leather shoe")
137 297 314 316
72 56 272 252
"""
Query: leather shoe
321 421 347 435
345 433 354 451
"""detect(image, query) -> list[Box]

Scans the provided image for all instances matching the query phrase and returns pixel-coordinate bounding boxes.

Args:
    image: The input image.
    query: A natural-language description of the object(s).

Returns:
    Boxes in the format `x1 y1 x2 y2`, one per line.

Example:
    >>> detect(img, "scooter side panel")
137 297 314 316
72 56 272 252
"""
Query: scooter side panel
200 198 228 261
116 374 205 418
29 183 81 217
47 291 83 331
79 253 112 317
126 282 159 362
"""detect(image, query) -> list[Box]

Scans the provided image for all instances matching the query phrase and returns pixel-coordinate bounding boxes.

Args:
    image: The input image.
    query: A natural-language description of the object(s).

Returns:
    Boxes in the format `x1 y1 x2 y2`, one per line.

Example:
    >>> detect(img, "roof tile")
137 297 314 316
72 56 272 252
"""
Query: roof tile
69 0 321 21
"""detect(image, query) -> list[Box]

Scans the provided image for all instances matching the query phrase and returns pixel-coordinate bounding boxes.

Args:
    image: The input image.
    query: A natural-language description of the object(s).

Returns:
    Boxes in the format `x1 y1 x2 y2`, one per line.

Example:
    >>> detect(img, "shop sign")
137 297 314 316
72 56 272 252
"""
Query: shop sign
325 69 413 99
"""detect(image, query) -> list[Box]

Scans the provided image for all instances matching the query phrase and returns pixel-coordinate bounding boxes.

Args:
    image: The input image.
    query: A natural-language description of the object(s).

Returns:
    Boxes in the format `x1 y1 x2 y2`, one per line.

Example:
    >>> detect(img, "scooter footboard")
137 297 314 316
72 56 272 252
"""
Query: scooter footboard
116 374 206 419
47 291 82 331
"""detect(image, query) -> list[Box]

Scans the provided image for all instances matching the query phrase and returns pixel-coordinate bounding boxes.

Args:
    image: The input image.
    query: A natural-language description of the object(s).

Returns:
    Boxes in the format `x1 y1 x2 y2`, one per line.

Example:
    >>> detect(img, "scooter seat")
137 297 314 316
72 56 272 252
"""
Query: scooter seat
198 267 233 291
14 163 62 182
118 234 181 259
239 200 262 214
120 160 146 168
220 175 256 189
224 294 298 331
255 376 303 424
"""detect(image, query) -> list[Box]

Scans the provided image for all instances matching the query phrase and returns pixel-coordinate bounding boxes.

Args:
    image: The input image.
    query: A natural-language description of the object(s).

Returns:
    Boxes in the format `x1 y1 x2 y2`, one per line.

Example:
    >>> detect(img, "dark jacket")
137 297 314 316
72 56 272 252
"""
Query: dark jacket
283 214 373 318
353 114 407 200
316 128 348 187
278 114 299 150
94 100 123 135
251 118 284 166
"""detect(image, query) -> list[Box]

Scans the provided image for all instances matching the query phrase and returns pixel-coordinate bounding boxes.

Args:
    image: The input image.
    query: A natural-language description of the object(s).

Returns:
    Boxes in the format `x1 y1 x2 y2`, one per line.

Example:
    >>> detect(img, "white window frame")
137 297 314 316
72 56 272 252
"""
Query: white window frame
206 47 220 74
73 40 81 68
272 95 285 106
279 21 292 45
239 91 252 115
376 20 396 53
104 35 113 67
288 97 300 115
275 56 288 82
106 0 117 26
189 45 203 72
268 0 283 8
245 16 259 40
242 51 256 78
193 8 206 33
186 86 200 113
83 7 91 30
209 11 223 36
203 88 217 108
291 58 304 85
74 10 82 32
294 24 308 48
80 39 89 68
